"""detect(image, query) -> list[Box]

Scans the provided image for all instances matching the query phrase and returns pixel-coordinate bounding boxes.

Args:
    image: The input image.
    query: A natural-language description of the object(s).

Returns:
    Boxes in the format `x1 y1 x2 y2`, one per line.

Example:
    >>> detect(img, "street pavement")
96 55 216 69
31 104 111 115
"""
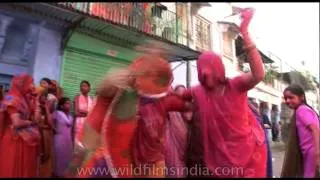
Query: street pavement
270 141 286 178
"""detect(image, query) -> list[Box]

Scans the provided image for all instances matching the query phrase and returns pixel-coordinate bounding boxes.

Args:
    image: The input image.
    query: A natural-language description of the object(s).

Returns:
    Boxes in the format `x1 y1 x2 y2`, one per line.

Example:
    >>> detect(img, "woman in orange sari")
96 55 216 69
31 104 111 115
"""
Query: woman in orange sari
0 74 41 177
66 55 176 178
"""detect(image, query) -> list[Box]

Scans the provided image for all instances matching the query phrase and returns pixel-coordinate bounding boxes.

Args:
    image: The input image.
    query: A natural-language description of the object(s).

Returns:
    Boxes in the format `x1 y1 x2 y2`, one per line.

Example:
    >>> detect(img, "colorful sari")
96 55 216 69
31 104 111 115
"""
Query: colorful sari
66 90 138 178
186 107 206 177
164 111 189 178
0 74 41 177
66 54 173 178
186 52 266 178
281 104 320 178
132 95 186 178
38 107 54 177
53 110 74 177
248 101 273 178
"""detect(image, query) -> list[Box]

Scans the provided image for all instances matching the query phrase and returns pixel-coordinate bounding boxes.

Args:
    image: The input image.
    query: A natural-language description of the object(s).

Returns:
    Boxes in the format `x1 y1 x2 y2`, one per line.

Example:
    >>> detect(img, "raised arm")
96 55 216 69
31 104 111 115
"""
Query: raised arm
234 9 265 92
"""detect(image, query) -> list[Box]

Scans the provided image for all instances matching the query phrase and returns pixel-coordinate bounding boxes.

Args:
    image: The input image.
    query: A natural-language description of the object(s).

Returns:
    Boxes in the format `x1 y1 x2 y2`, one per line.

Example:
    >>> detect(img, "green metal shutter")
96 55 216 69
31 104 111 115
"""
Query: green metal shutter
61 48 129 100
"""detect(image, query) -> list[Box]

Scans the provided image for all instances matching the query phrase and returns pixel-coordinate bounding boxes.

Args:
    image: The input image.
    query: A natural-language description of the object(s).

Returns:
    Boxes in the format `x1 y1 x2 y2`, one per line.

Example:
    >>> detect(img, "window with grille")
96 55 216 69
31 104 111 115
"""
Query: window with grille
223 31 234 59
0 19 36 66
194 15 211 51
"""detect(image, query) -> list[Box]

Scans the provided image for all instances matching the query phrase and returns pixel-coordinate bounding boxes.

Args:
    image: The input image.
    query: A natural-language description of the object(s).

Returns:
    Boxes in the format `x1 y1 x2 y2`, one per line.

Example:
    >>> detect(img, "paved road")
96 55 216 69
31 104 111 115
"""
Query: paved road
270 142 286 178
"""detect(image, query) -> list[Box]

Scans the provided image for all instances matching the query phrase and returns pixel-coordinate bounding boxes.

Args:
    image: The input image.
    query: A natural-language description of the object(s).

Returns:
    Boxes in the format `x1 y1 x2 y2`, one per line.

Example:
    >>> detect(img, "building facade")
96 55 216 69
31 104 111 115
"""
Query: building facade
1 3 200 99
1 2 318 113
0 9 64 93
170 2 320 143
171 3 283 111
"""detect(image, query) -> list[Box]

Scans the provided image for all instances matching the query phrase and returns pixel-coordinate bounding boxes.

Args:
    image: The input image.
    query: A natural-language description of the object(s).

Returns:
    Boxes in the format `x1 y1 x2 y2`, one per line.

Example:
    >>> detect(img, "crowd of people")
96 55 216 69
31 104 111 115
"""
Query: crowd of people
0 8 319 178
0 76 95 177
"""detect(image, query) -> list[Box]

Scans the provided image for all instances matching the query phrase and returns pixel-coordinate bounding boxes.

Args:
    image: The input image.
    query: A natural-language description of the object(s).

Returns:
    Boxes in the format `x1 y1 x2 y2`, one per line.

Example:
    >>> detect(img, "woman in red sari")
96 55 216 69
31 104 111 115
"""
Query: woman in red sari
164 85 192 178
0 74 41 177
132 91 189 178
184 9 266 178
66 55 176 178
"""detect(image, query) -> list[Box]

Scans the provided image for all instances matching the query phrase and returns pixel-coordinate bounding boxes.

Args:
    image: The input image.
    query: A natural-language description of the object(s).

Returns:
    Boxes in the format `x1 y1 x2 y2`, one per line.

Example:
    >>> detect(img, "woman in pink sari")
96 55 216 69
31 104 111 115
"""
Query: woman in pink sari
0 74 41 177
164 85 192 178
281 85 320 178
74 80 93 144
184 9 266 177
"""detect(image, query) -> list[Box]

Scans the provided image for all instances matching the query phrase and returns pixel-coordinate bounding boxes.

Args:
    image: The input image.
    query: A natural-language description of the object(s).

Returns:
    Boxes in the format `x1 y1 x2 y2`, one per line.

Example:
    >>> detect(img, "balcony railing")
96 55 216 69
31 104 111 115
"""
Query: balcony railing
56 2 185 45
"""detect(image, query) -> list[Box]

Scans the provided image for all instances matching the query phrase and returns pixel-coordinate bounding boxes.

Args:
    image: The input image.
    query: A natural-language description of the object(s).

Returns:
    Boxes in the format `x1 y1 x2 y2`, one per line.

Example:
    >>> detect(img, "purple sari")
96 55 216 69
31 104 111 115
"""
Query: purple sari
53 111 74 177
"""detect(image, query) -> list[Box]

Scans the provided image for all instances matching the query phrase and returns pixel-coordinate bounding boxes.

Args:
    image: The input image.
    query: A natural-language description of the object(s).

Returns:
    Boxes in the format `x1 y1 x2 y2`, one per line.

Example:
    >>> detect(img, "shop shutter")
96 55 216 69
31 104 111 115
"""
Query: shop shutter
60 48 128 100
